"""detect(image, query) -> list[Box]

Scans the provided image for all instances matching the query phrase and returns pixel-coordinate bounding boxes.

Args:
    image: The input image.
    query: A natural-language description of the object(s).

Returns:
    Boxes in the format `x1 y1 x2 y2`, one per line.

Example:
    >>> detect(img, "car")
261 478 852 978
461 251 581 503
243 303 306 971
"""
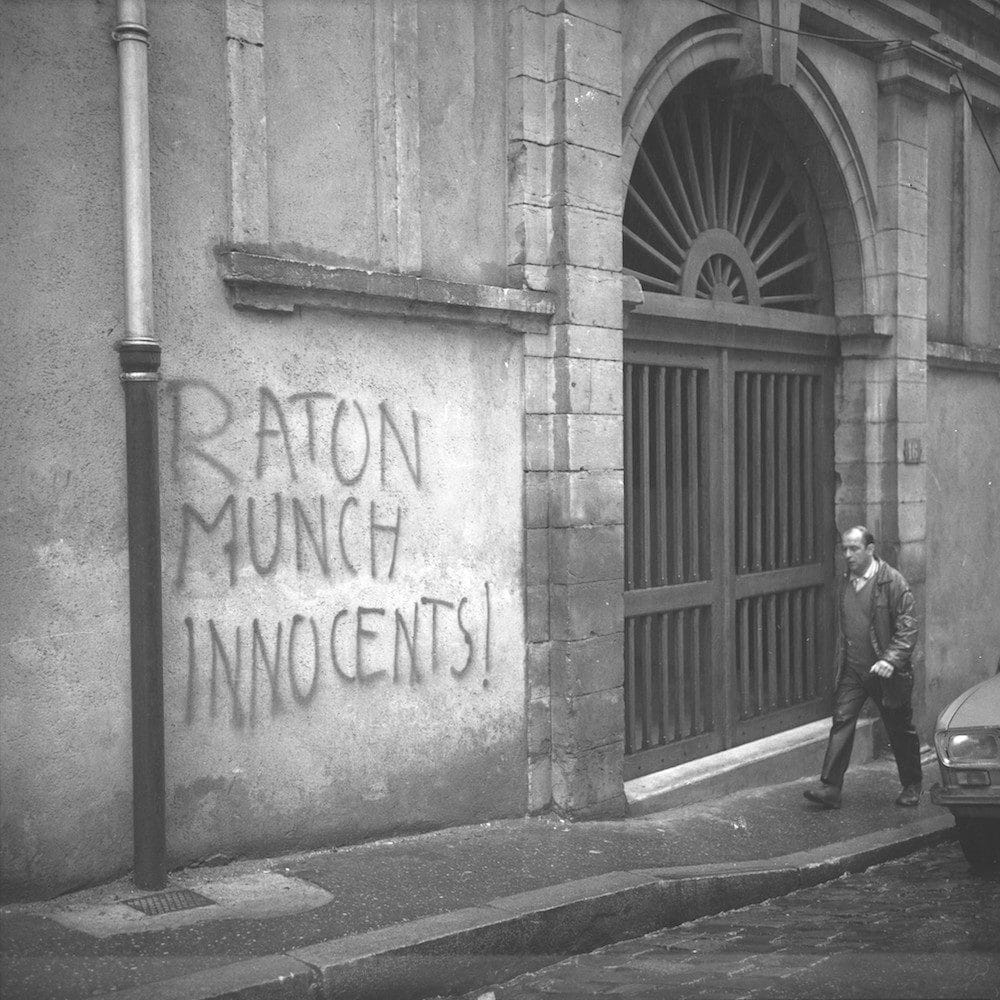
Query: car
930 665 1000 868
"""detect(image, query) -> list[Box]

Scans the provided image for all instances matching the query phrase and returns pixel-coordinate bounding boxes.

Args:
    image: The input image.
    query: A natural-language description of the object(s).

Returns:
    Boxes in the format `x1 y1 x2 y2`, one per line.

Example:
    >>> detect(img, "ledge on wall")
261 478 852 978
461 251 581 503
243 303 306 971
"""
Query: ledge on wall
835 313 893 358
927 340 1000 376
217 247 556 334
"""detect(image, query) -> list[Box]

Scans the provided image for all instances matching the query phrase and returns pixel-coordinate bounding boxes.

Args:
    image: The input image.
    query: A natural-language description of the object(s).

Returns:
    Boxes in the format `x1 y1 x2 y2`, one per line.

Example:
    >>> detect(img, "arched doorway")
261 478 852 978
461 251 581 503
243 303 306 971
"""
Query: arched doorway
622 68 838 779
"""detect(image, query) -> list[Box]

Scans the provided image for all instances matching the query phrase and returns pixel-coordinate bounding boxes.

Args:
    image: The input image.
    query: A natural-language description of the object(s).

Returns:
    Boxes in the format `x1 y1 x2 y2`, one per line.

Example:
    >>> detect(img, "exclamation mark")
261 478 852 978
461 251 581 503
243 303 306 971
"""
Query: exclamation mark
483 581 492 689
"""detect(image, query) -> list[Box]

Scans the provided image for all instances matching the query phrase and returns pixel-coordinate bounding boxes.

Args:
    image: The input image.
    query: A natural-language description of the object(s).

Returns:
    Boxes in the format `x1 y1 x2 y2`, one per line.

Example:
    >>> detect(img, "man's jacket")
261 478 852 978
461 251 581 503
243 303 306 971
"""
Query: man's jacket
835 559 918 707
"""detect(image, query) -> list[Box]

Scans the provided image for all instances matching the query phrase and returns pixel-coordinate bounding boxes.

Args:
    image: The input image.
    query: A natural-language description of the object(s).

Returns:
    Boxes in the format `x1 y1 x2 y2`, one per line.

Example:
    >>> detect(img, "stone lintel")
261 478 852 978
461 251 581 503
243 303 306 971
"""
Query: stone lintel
218 249 555 333
878 41 957 98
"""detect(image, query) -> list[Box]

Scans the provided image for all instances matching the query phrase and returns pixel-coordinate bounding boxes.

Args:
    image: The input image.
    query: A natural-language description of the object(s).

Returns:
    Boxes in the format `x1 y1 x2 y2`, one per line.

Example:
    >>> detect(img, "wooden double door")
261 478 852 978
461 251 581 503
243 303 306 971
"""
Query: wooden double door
623 329 836 780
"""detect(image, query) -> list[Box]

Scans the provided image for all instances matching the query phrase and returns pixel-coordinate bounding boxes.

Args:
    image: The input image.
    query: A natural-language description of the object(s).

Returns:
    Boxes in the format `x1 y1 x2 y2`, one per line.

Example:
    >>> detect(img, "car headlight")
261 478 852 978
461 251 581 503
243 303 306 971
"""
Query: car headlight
935 729 1000 767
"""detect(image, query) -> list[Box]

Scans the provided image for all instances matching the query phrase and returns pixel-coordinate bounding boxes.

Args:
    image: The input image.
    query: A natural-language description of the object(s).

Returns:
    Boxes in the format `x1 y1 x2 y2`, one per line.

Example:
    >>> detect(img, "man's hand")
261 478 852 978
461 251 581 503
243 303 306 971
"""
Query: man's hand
870 659 894 679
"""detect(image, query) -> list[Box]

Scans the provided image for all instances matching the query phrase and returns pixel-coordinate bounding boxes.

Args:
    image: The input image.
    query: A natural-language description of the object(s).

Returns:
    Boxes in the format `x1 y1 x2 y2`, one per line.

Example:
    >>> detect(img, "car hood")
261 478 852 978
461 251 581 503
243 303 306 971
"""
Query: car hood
936 671 1000 730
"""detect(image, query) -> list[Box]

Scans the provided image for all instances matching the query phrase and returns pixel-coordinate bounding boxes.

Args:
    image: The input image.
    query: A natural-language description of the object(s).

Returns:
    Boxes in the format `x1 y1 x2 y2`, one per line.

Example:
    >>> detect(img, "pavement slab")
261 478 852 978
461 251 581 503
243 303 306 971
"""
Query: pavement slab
0 758 957 1000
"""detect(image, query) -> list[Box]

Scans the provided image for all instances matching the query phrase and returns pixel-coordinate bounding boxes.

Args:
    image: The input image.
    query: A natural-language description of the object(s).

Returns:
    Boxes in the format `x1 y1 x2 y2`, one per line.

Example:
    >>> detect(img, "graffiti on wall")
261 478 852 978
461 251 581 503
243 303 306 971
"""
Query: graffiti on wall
167 379 496 728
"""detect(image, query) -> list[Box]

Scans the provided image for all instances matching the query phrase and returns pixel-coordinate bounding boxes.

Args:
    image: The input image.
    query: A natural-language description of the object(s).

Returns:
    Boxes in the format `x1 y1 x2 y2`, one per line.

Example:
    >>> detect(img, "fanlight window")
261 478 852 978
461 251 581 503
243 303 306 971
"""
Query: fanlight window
624 80 829 313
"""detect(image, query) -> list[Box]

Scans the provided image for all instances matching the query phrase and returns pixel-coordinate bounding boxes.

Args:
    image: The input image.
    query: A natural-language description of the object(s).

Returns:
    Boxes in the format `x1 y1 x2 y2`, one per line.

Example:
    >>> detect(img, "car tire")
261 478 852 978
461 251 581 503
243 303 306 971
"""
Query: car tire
955 817 1000 868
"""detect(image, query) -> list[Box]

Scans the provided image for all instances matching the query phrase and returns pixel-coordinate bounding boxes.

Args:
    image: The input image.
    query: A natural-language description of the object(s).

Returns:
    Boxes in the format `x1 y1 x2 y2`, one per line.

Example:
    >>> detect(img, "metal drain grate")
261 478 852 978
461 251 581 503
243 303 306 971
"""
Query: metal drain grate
124 888 216 916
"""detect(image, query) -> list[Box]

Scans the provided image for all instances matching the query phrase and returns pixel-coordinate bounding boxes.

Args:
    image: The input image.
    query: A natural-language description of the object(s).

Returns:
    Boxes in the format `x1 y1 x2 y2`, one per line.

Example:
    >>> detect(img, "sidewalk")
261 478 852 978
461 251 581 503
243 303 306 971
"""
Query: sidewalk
1 755 953 1000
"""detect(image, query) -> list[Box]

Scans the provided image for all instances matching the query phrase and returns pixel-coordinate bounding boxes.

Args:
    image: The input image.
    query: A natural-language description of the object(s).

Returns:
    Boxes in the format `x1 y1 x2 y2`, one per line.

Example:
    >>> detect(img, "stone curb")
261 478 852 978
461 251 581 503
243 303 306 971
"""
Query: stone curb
93 815 954 1000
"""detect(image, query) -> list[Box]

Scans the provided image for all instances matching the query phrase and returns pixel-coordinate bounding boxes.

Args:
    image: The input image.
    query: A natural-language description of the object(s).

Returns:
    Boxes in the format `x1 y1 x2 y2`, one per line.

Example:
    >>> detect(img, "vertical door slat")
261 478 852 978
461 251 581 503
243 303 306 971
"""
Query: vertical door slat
750 373 763 571
777 374 789 568
659 612 673 743
672 367 685 582
789 376 802 565
687 369 700 580
803 377 816 562
780 589 791 706
641 614 654 747
763 374 775 570
736 373 748 573
675 609 687 738
753 597 764 713
691 606 702 735
624 365 634 589
639 367 651 589
656 368 669 586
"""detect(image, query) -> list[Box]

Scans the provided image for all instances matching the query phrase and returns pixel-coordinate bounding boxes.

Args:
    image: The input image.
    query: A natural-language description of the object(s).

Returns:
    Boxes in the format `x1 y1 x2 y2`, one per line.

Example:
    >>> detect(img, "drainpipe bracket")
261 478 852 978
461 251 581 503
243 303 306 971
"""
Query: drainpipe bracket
117 340 161 379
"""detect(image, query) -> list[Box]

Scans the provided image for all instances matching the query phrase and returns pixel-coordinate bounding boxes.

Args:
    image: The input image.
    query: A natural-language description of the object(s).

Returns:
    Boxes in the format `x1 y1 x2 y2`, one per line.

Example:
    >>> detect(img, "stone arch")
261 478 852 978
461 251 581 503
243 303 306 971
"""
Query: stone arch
622 20 880 317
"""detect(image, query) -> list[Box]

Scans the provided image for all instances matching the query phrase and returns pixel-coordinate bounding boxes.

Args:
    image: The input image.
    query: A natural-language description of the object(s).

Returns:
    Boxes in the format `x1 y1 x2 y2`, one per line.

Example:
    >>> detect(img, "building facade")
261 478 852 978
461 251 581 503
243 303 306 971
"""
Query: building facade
2 0 999 900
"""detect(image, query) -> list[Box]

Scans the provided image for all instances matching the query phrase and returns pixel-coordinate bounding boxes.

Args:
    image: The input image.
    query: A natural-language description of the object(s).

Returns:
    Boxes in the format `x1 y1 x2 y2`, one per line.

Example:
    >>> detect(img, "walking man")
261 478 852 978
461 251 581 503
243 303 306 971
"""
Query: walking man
804 526 922 809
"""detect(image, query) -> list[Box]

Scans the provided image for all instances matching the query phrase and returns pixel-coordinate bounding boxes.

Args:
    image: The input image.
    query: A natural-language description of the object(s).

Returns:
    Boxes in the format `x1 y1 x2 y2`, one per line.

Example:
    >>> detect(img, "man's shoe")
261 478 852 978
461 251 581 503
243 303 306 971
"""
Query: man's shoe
895 784 922 807
803 783 842 809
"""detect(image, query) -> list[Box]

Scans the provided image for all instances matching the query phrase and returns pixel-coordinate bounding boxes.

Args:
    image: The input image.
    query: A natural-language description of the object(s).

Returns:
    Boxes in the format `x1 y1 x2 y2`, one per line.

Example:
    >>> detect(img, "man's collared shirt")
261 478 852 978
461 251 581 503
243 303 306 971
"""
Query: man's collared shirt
851 557 878 591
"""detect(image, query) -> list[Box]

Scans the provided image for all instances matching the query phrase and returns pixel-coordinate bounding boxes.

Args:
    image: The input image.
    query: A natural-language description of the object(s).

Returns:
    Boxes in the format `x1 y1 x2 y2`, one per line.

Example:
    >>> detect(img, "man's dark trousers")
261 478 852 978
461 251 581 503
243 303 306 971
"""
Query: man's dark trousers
820 663 922 788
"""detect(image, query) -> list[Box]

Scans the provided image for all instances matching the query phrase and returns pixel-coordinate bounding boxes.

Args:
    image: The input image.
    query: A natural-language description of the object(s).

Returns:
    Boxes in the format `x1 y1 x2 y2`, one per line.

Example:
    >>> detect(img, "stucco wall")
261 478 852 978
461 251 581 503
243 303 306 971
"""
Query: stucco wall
1 0 526 900
161 310 527 862
925 367 1000 730
1 0 134 902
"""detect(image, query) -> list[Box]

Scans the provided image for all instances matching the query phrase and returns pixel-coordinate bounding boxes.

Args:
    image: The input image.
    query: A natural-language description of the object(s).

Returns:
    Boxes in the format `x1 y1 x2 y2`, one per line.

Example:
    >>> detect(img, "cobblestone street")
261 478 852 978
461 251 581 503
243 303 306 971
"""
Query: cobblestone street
462 842 1000 1000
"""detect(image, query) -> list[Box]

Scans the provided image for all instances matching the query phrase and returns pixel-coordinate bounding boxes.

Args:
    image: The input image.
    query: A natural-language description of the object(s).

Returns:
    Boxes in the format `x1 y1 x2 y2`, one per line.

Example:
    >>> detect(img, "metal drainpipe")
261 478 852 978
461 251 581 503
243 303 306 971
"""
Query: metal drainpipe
113 0 166 890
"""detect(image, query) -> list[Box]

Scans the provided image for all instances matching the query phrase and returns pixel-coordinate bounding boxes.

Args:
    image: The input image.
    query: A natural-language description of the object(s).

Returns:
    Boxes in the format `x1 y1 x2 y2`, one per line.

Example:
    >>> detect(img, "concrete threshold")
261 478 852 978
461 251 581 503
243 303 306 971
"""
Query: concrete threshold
625 718 875 816
91 811 952 1000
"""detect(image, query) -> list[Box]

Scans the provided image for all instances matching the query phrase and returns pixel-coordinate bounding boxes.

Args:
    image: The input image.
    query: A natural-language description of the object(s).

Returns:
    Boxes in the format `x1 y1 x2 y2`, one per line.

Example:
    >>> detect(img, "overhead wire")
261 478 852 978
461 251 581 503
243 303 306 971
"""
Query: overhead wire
695 0 1000 178
953 72 1000 178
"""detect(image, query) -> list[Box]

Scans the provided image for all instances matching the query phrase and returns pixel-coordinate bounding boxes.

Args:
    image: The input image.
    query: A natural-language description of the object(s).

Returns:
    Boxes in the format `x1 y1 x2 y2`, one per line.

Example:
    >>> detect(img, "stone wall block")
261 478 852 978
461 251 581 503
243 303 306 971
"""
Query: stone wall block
550 469 625 526
554 357 622 414
550 579 624 640
550 524 624 584
509 74 557 147
526 583 551 643
897 498 926 544
878 140 928 193
880 183 927 234
877 89 926 144
527 639 551 692
553 413 623 471
509 6 551 85
509 201 554 269
527 755 553 814
551 688 624 750
527 695 553 756
562 14 622 96
554 322 623 361
894 274 928 321
833 277 864 316
894 230 928 279
896 457 925 504
515 264 557 295
835 458 868 505
560 83 621 154
524 354 555 413
561 206 622 271
896 370 927 425
894 316 928 361
864 422 894 464
563 143 622 215
827 242 863 288
526 525 551 585
550 632 623 697
508 140 555 208
524 413 553 471
525 470 550 528
559 265 623 328
550 740 627 818
863 377 893 424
